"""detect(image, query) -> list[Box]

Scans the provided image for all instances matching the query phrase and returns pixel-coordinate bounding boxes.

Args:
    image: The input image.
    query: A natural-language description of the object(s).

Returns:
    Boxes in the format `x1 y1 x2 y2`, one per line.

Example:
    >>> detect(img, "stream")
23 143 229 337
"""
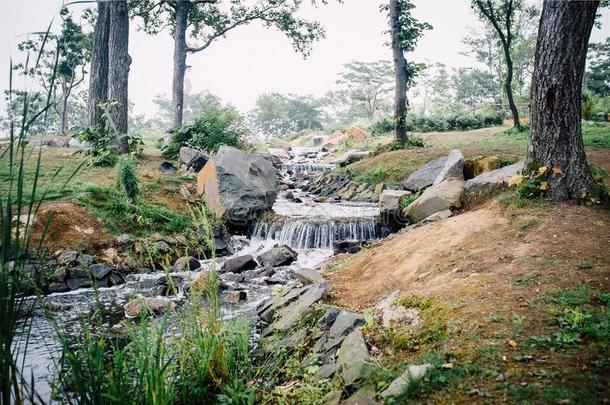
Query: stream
15 146 386 401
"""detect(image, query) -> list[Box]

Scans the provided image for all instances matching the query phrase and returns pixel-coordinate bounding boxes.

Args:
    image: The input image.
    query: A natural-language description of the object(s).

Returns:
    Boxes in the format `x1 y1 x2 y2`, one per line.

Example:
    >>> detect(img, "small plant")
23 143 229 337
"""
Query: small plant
116 156 140 201
399 192 421 210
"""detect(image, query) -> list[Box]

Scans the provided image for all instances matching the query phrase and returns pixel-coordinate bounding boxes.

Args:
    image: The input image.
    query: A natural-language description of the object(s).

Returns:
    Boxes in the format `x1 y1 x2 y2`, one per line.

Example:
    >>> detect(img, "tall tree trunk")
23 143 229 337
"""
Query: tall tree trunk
60 93 69 135
108 0 131 154
172 1 189 128
390 0 407 144
87 1 110 127
524 0 601 201
502 43 520 127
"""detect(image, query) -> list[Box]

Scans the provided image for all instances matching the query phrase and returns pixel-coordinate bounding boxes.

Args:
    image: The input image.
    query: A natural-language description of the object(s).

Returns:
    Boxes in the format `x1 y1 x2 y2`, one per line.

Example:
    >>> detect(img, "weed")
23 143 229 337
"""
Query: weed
116 156 140 201
355 166 387 184
548 286 591 307
398 192 421 210
516 218 539 231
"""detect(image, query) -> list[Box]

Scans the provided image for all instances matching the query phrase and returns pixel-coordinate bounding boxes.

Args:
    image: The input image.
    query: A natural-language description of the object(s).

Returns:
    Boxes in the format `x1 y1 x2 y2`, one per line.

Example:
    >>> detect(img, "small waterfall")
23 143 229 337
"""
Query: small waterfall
281 163 335 174
250 218 380 249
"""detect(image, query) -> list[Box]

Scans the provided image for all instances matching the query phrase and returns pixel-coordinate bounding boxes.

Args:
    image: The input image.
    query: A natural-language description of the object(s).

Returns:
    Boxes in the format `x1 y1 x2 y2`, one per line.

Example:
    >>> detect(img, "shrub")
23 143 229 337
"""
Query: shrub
162 102 248 159
368 118 394 135
116 156 139 201
404 111 505 133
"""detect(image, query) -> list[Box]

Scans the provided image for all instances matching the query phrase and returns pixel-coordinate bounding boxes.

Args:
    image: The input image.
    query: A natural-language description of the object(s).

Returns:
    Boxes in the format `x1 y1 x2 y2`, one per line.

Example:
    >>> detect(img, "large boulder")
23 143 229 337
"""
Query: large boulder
403 178 464 223
433 149 464 185
179 146 209 172
344 126 368 142
330 150 369 167
403 156 448 192
465 161 524 193
464 156 502 179
256 245 298 268
379 189 411 229
197 146 278 225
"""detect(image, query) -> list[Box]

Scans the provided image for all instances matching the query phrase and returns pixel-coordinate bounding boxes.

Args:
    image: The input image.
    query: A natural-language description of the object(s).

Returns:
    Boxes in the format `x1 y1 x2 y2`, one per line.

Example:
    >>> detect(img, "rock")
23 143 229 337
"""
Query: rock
224 290 247 303
197 146 278 226
463 156 502 179
433 149 464 185
375 291 421 328
403 178 464 223
374 183 385 194
124 297 176 318
66 277 92 290
336 328 369 386
48 282 69 293
221 272 244 283
380 364 434 398
404 156 448 192
116 233 134 246
273 282 330 331
379 189 411 229
51 267 68 283
332 240 362 255
319 307 341 329
107 271 125 286
159 161 177 174
172 256 201 272
44 136 70 148
329 311 365 338
223 255 257 273
77 254 95 267
256 245 298 268
57 250 78 265
323 390 343 405
89 263 113 280
315 364 337 380
344 391 380 405
155 240 171 254
344 126 368 141
330 150 369 167
422 209 453 222
464 161 524 193
179 146 209 172
294 267 324 284
68 137 88 149
122 256 139 269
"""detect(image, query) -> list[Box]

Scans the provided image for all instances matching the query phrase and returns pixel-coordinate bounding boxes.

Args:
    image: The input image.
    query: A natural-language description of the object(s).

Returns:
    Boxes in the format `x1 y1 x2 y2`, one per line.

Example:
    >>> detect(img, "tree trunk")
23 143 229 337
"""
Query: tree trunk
390 0 407 144
60 93 69 135
87 1 110 128
502 43 520 127
172 1 189 128
108 0 131 154
524 0 602 201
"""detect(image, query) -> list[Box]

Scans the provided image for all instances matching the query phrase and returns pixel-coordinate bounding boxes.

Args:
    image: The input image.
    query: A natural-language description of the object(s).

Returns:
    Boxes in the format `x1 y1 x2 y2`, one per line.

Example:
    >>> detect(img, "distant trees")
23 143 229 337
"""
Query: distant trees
471 0 537 128
586 37 610 96
130 0 326 128
250 93 322 137
525 0 602 201
11 7 91 135
151 91 222 129
386 0 431 144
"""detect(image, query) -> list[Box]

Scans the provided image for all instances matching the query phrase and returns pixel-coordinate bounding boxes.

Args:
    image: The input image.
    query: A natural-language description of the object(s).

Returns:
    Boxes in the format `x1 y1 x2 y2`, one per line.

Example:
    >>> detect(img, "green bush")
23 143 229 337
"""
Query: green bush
116 156 139 201
405 111 504 133
162 102 248 159
368 118 394 135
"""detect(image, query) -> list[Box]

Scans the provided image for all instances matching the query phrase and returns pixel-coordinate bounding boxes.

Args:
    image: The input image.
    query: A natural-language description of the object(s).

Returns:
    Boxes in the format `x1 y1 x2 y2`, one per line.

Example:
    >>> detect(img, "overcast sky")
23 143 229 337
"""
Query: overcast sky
0 0 608 118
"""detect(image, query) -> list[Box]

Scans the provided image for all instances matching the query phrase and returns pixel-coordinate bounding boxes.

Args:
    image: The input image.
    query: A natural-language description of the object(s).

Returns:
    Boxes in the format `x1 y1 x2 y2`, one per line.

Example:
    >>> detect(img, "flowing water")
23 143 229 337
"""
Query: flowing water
15 146 383 400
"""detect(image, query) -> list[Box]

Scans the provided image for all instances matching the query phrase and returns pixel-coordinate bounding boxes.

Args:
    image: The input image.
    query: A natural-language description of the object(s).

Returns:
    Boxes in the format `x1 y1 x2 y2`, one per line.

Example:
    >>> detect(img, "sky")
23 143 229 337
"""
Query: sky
0 0 609 118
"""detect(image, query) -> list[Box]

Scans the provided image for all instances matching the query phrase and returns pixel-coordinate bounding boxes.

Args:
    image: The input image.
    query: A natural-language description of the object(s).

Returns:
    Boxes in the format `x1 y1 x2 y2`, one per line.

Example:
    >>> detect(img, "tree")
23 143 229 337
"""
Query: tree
586 37 610 96
472 0 522 128
130 0 326 128
386 0 431 144
452 67 497 107
88 0 131 154
250 93 322 137
151 91 222 129
13 7 91 135
524 0 603 202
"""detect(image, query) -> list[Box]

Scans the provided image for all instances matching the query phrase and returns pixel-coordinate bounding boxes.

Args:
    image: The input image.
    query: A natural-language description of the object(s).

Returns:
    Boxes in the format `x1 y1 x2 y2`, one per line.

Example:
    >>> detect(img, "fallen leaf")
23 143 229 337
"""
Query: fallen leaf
508 339 518 348
539 181 548 191
537 166 548 176
552 166 563 175
509 175 525 187
442 363 454 369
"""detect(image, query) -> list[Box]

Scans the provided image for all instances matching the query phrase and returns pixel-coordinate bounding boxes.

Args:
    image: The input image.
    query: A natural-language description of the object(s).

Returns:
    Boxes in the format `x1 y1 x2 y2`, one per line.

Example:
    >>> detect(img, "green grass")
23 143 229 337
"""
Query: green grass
583 121 610 149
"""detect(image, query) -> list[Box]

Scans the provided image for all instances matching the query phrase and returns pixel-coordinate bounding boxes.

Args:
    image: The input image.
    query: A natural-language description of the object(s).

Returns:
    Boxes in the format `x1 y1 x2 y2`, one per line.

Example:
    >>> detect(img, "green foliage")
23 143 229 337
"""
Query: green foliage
162 101 248 159
582 121 610 149
355 166 387 184
368 117 394 135
250 92 322 137
399 192 421 210
405 111 504 132
116 156 140 201
585 37 610 96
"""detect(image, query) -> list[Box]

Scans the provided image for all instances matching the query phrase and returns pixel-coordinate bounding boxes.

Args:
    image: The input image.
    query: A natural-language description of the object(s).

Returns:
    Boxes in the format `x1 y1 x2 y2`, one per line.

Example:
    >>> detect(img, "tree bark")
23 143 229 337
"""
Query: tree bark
172 1 189 129
108 0 131 153
87 1 110 128
524 0 602 201
390 0 407 144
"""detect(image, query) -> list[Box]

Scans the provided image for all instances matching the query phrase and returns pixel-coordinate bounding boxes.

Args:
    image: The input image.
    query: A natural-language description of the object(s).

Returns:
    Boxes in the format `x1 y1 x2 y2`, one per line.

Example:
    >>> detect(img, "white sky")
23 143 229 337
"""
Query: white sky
0 0 609 118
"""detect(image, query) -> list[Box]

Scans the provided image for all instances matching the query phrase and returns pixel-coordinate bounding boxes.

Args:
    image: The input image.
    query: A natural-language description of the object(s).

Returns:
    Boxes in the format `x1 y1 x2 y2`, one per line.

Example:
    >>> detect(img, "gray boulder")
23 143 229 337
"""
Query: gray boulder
330 149 369 167
465 161 524 193
68 137 88 149
179 146 209 172
273 282 330 331
256 245 298 268
336 328 369 386
172 256 201 272
89 264 113 280
404 156 448 192
197 146 278 225
381 364 433 398
222 255 257 273
294 267 324 285
403 178 464 223
379 189 411 229
433 149 464 185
